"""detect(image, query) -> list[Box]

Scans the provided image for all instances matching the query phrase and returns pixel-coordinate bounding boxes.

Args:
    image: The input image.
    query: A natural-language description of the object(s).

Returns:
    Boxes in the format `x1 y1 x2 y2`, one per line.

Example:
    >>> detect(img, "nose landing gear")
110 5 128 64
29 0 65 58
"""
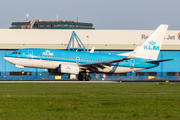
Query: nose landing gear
21 68 24 75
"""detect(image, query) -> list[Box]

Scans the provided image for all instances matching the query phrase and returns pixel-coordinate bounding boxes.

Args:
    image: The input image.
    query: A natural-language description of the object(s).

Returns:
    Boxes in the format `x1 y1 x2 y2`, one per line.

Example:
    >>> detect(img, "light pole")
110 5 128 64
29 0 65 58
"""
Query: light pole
86 36 89 52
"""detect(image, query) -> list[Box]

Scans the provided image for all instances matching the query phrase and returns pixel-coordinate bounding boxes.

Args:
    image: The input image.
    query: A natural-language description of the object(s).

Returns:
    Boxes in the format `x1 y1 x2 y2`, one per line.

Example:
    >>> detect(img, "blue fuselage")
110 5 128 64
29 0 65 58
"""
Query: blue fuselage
4 48 159 70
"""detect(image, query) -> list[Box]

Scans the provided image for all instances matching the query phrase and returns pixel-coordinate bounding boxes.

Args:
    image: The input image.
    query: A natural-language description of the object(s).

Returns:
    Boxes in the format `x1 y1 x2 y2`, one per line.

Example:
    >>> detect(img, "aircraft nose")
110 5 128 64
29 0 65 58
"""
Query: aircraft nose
4 56 12 62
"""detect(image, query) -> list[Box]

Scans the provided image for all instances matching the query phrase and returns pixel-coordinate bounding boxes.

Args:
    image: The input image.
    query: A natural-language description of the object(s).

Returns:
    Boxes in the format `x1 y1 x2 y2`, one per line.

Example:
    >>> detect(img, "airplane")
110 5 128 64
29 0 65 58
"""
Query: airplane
4 24 173 81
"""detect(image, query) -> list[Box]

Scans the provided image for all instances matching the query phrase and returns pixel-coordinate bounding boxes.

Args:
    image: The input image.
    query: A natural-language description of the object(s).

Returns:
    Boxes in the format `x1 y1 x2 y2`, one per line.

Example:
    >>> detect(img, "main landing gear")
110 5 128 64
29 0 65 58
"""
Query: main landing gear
78 74 84 81
78 74 91 81
85 75 91 81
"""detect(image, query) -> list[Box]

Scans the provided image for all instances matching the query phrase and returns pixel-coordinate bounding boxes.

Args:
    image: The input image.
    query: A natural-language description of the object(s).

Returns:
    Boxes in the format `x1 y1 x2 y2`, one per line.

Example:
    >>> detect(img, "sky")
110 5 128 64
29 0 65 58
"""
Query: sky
0 0 179 30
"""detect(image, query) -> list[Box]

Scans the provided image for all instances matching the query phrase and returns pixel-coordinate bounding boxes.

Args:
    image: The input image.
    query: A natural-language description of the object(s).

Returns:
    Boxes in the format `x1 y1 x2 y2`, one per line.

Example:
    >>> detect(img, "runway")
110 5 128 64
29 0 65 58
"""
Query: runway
0 80 180 83
0 81 118 83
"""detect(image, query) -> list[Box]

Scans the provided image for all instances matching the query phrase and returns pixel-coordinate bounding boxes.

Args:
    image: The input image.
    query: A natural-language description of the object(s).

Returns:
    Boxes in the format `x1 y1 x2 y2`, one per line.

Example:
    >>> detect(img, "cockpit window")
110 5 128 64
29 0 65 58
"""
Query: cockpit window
12 52 21 55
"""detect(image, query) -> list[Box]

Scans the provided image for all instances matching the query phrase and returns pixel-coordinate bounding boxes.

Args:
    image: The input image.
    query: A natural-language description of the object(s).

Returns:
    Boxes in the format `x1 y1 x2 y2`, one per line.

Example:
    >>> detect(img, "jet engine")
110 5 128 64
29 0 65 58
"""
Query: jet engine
58 64 79 74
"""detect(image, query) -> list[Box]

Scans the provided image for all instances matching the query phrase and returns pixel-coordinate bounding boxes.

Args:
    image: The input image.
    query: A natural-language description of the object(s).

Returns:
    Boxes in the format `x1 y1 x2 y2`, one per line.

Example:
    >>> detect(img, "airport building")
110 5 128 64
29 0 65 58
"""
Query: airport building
0 26 180 79
9 19 94 29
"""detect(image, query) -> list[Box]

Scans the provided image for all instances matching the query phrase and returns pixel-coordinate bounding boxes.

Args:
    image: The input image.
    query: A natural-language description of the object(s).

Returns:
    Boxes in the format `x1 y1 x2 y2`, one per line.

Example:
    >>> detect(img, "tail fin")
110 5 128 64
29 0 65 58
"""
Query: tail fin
135 24 168 60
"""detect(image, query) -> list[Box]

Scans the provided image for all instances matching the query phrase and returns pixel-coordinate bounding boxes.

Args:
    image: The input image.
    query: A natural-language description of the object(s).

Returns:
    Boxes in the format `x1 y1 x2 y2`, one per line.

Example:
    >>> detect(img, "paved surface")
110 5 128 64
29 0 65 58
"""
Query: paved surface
0 80 180 83
0 81 119 83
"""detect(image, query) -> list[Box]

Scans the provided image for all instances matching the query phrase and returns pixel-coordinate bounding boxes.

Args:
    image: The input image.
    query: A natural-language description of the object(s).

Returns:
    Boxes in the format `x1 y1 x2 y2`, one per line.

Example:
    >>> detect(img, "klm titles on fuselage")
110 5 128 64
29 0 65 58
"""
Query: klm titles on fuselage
144 40 159 51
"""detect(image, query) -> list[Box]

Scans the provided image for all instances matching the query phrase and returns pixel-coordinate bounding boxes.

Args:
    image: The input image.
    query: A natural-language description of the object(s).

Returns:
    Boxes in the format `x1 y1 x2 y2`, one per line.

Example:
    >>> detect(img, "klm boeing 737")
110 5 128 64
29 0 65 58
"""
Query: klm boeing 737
4 24 173 81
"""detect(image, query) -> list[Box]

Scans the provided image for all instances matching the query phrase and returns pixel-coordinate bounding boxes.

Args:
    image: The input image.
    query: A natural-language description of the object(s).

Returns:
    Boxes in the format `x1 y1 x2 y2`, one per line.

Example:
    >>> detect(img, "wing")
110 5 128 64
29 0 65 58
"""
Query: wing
78 46 139 72
79 58 128 67
78 58 127 73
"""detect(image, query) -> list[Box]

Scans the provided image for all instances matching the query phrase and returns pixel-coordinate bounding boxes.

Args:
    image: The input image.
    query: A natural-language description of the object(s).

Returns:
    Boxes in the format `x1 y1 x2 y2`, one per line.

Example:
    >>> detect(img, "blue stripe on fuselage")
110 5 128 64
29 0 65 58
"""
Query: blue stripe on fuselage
4 48 159 68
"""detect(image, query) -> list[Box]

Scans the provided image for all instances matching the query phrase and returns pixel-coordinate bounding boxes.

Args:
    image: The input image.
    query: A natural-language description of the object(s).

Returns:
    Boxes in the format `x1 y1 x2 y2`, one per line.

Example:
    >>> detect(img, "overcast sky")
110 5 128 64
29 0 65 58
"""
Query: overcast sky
0 0 179 30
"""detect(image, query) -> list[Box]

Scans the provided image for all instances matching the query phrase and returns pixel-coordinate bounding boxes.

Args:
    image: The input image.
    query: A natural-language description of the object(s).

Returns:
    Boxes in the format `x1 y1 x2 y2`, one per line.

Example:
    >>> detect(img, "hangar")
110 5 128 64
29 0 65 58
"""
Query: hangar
0 28 180 79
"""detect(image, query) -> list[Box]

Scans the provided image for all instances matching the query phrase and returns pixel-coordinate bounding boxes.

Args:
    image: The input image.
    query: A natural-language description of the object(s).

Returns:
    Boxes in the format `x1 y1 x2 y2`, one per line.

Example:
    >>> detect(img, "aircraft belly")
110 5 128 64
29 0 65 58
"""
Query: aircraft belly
27 59 67 69
10 57 77 69
40 60 68 69
7 57 29 67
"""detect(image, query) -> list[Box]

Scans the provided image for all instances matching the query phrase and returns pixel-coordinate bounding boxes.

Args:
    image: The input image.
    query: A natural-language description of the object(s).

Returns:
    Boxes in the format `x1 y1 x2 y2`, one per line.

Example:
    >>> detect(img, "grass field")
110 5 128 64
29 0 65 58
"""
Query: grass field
0 83 180 120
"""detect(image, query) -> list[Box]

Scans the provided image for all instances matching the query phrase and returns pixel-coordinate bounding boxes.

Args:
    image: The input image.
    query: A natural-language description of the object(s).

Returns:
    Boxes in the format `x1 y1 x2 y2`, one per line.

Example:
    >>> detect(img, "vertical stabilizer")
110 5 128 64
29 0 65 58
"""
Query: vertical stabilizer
135 24 168 60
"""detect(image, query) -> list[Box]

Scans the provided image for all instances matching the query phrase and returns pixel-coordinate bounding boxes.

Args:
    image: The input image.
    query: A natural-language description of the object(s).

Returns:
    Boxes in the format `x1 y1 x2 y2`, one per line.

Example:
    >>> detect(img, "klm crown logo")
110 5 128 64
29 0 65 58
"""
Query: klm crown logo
66 66 71 70
43 50 54 56
148 40 156 45
144 40 159 51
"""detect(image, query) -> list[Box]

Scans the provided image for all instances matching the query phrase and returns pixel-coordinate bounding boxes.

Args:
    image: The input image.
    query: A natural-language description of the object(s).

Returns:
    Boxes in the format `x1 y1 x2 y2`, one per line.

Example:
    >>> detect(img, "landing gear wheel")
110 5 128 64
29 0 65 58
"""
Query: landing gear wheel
78 75 84 81
85 75 91 81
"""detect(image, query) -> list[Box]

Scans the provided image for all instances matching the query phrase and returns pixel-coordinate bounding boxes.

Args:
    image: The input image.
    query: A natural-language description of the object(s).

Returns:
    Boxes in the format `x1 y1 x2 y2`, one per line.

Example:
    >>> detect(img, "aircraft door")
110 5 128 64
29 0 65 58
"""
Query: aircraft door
28 50 33 59
76 57 80 63
130 59 135 69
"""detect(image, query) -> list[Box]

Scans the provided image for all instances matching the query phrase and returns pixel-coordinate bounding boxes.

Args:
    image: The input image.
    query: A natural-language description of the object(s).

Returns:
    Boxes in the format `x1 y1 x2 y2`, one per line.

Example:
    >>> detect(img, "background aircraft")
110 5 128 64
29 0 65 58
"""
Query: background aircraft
4 24 173 81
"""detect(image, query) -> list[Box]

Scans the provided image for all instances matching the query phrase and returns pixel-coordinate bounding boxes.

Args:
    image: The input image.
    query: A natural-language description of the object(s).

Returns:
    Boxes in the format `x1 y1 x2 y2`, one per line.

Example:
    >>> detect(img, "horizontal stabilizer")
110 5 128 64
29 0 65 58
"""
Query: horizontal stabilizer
145 59 174 63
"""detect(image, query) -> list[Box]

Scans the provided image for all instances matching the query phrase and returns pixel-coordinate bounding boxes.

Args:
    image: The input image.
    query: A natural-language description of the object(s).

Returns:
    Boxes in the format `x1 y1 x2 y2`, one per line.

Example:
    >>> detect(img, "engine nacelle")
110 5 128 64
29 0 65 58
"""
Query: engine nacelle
58 64 79 74
48 69 64 75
